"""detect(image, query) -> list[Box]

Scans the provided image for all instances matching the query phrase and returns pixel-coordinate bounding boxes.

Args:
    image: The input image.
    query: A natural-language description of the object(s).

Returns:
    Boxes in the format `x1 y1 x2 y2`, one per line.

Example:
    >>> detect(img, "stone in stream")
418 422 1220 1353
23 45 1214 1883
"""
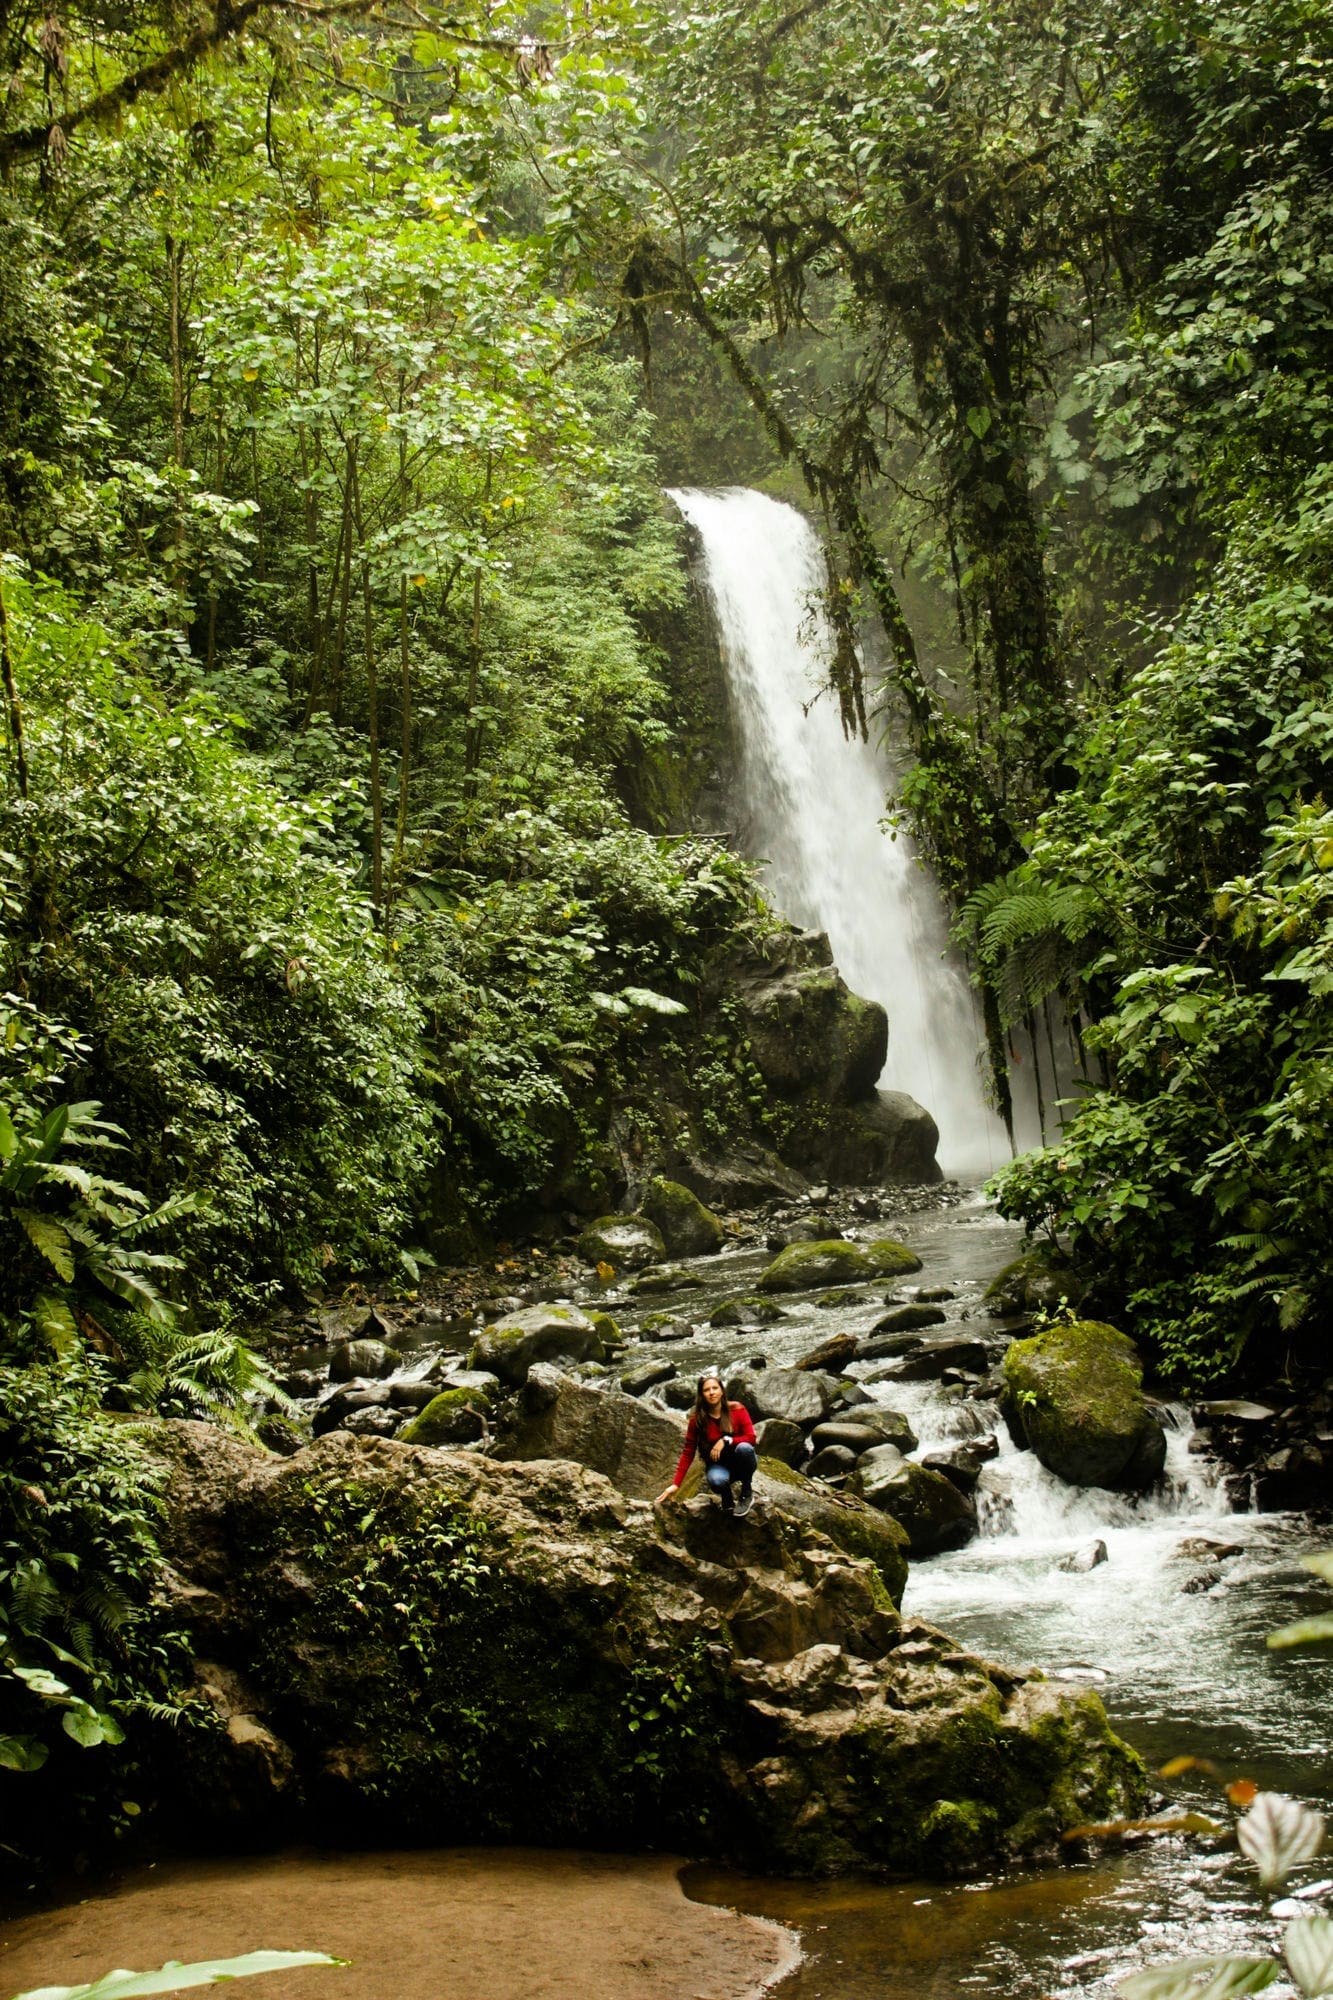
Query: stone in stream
756 1237 923 1294
983 1252 1086 1319
859 1332 927 1364
872 1304 948 1333
1175 1536 1244 1561
311 1382 392 1436
858 1459 979 1555
816 1289 867 1308
328 1338 396 1382
147 1422 1145 1875
341 1407 401 1439
806 1443 858 1482
636 1177 726 1258
660 1378 696 1411
1002 1321 1168 1492
920 1445 992 1496
469 1304 606 1386
637 1313 696 1343
1192 1400 1276 1425
620 1359 677 1397
795 1332 860 1373
318 1302 379 1345
1057 1540 1109 1574
387 1380 441 1410
398 1386 491 1446
752 1417 805 1466
869 1338 992 1383
916 1288 957 1303
809 1410 918 1456
726 1365 837 1428
575 1213 666 1273
709 1293 788 1328
628 1264 708 1295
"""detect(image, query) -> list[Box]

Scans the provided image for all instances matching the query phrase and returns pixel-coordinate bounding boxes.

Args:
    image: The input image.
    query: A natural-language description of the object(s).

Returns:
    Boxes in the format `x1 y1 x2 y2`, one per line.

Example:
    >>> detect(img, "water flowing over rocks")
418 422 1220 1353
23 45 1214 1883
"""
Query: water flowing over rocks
147 1421 1145 1877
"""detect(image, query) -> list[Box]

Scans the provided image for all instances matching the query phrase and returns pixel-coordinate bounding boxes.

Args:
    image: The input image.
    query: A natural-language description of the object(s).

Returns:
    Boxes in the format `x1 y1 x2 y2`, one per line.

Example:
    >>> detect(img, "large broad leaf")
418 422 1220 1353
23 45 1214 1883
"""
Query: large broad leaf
1268 1615 1333 1651
1117 1957 1278 2000
1285 1916 1333 1998
0 1733 49 1772
61 1705 125 1749
619 986 688 1015
1237 1794 1326 1888
17 1211 74 1282
1302 1553 1333 1586
0 1103 17 1162
11 1950 344 2000
33 1292 80 1357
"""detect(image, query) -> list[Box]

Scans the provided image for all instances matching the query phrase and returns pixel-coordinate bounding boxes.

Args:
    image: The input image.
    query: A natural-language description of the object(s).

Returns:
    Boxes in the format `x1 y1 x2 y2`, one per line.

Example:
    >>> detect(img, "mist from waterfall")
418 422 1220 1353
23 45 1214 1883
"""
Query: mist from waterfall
669 485 1012 1177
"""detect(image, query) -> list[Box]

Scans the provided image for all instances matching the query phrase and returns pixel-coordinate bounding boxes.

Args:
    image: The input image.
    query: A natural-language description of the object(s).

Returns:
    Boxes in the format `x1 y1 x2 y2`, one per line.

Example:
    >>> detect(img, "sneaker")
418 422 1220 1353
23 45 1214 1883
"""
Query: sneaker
734 1491 753 1518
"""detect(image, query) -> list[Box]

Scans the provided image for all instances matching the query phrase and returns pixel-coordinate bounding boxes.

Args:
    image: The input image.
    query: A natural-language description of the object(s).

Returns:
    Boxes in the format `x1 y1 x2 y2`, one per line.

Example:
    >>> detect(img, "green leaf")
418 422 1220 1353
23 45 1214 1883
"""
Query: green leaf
62 1705 125 1748
0 1103 17 1162
18 1211 75 1283
1267 1615 1333 1651
33 1292 80 1356
11 1955 344 2000
619 986 688 1015
1116 1958 1278 2000
1236 1794 1325 1887
1302 1553 1333 1585
0 1733 49 1772
1284 1917 1333 1998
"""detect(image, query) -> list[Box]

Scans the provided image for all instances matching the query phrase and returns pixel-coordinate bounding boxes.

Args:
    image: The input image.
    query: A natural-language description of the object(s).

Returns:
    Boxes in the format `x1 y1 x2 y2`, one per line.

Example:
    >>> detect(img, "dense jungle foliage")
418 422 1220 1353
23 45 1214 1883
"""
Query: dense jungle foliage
1 0 1332 1872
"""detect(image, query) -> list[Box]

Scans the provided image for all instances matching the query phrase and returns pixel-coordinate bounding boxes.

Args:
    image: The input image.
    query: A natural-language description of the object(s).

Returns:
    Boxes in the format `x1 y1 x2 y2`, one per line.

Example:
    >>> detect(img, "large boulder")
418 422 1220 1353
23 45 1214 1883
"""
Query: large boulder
786 1091 943 1188
146 1422 1146 1878
726 1365 836 1428
709 1294 788 1328
469 1305 606 1386
857 1459 978 1554
576 1214 666 1272
757 1238 922 1294
636 1178 725 1258
984 1254 1087 1320
398 1383 496 1446
730 940 887 1104
1001 1321 1167 1492
493 1369 686 1501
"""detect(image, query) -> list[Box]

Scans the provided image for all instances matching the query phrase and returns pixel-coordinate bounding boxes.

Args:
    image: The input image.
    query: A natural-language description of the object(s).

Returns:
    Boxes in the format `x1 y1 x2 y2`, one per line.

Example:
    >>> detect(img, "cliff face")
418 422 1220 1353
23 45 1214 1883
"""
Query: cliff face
148 1422 1144 1877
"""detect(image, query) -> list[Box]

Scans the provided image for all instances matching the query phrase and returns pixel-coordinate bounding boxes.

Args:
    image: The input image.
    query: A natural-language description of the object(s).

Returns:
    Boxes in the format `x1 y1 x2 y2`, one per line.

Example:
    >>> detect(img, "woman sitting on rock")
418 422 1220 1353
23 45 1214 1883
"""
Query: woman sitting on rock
656 1370 758 1517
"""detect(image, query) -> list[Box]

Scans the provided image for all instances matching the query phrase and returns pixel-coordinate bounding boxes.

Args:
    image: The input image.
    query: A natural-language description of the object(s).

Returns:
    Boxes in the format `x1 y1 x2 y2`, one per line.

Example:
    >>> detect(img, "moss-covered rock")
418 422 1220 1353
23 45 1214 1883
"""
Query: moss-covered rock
709 1293 788 1328
628 1264 708 1296
1001 1320 1167 1491
856 1459 978 1554
757 1237 922 1293
637 1177 726 1258
754 1457 910 1606
146 1422 1146 1878
576 1213 666 1272
469 1304 605 1386
984 1253 1086 1319
399 1387 489 1447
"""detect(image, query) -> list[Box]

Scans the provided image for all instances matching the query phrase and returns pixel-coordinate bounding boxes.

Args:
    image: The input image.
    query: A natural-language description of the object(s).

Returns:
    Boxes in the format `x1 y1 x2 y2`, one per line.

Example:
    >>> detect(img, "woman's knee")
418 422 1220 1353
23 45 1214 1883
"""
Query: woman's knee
731 1443 757 1471
705 1462 731 1490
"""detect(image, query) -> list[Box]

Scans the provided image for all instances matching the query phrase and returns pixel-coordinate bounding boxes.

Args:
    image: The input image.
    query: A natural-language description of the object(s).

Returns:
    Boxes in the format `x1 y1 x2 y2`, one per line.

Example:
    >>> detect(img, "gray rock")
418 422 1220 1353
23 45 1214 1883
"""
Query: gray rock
807 1444 858 1481
855 1443 907 1497
859 1332 928 1363
387 1381 441 1410
809 1420 894 1457
1175 1537 1244 1561
341 1407 400 1438
1193 1401 1276 1424
757 1237 923 1294
1057 1540 1109 1574
859 1460 978 1555
494 1370 685 1500
752 1418 805 1466
726 1365 835 1428
661 1378 696 1411
621 1360 677 1397
638 1314 696 1343
870 1338 991 1382
916 1288 957 1304
329 1338 396 1382
629 1264 708 1295
795 1333 861 1373
469 1304 605 1387
318 1303 377 1345
577 1213 666 1272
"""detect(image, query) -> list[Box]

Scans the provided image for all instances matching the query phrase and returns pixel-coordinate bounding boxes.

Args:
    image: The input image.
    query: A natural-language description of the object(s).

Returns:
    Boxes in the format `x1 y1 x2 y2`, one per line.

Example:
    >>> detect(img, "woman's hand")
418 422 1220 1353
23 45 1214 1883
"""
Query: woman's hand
709 1440 726 1462
654 1485 678 1507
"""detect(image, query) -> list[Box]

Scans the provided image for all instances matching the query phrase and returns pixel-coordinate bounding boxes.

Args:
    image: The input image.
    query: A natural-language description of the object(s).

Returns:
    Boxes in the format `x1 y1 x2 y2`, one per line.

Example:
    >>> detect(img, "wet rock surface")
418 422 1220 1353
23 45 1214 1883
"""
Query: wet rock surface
1001 1321 1168 1492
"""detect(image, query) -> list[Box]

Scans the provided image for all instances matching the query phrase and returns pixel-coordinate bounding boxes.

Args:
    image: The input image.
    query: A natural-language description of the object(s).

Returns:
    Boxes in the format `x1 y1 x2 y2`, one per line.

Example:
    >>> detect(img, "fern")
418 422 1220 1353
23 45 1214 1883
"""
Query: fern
959 872 1112 1027
10 1561 62 1638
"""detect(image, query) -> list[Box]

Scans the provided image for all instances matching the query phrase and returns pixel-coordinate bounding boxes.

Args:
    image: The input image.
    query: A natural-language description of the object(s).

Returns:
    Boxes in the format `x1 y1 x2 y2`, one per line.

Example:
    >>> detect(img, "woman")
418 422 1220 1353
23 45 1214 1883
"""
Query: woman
655 1370 758 1517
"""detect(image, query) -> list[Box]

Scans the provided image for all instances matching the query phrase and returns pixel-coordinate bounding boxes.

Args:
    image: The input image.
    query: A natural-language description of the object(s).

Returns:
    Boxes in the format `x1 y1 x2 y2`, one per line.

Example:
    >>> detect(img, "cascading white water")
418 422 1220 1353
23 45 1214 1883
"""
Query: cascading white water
669 485 1010 1176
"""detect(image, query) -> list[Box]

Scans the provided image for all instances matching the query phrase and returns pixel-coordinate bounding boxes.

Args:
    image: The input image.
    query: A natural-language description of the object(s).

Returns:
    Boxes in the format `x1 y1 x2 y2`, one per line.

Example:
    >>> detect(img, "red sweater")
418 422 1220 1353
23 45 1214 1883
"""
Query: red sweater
672 1402 757 1488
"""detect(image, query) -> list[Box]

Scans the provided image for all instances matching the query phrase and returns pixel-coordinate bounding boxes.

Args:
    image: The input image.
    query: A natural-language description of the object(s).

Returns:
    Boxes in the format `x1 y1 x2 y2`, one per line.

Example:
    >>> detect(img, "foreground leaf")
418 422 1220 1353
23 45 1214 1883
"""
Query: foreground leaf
1284 1916 1333 1998
11 1949 344 2000
1237 1794 1326 1887
1268 1616 1333 1651
1117 1956 1278 2000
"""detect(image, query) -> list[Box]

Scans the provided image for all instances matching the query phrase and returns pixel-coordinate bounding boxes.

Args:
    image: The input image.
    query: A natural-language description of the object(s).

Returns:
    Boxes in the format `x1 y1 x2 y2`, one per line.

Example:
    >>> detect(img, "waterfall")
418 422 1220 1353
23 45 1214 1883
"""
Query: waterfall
669 485 1010 1177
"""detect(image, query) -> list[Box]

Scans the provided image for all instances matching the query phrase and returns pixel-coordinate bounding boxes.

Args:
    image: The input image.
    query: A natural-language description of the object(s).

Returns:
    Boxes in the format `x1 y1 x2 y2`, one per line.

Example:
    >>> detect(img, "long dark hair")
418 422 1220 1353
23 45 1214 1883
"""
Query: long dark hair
692 1371 734 1436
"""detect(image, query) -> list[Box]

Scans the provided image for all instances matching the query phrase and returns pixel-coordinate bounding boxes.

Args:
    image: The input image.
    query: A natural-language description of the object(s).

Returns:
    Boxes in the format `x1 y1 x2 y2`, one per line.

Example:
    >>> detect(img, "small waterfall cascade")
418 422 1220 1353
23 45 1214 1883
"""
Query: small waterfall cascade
669 485 1009 1176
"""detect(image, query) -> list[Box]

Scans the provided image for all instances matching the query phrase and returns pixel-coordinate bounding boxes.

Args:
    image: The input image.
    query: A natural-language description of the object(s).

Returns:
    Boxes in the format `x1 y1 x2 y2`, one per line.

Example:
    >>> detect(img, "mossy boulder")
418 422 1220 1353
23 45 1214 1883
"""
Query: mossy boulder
469 1304 605 1386
147 1422 1147 1877
985 1253 1086 1320
1002 1320 1168 1491
399 1387 489 1447
752 1457 911 1607
637 1177 726 1258
576 1213 666 1272
726 1365 836 1428
709 1293 788 1328
628 1264 708 1296
494 1368 686 1500
857 1459 978 1555
757 1237 923 1293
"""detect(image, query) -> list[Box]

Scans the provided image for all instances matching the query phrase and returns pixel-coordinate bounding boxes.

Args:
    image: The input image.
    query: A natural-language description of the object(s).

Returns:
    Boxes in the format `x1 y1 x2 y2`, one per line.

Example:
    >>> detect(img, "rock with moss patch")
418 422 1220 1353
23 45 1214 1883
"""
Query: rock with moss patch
858 1458 978 1554
795 1332 860 1373
493 1369 686 1500
329 1338 395 1381
147 1421 1146 1877
709 1294 788 1328
576 1214 666 1272
757 1237 924 1294
726 1365 835 1428
469 1304 605 1387
985 1253 1086 1320
637 1177 726 1258
628 1264 708 1296
399 1387 490 1446
1001 1320 1167 1491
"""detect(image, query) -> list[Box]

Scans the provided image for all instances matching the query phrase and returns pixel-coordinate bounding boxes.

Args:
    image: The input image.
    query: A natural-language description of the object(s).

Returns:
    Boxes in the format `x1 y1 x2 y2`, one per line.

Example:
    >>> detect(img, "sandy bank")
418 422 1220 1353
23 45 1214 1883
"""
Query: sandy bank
0 1848 800 2000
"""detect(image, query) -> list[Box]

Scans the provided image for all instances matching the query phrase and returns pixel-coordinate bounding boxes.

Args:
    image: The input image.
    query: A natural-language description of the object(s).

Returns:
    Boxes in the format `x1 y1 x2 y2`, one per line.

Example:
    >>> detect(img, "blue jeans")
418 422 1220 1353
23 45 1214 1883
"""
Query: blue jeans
706 1441 757 1509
